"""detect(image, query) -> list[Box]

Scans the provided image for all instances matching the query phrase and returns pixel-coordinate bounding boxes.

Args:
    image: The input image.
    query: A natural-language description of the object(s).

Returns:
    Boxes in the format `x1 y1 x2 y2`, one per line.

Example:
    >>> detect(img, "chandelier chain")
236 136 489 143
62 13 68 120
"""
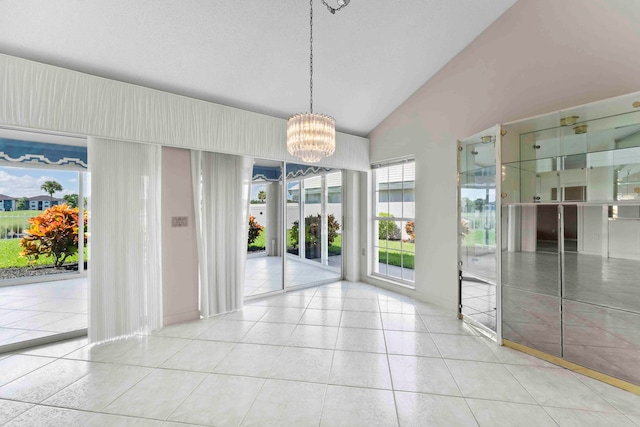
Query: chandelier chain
321 0 348 14
310 0 313 114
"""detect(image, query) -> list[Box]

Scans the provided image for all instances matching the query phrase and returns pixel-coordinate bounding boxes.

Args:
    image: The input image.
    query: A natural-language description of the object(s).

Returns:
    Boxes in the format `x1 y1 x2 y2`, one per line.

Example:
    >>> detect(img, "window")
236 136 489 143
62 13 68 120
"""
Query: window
372 159 415 283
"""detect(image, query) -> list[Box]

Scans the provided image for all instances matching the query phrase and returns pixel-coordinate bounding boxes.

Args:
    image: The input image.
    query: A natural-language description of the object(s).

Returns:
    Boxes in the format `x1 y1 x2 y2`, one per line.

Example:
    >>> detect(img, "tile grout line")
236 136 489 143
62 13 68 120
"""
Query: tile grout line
377 294 401 427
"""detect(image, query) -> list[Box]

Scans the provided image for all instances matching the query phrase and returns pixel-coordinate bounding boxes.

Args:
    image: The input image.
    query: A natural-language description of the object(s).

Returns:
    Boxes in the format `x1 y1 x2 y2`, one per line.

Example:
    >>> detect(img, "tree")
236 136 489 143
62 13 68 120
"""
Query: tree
258 190 266 203
16 197 29 210
474 198 485 211
63 194 79 208
41 180 63 200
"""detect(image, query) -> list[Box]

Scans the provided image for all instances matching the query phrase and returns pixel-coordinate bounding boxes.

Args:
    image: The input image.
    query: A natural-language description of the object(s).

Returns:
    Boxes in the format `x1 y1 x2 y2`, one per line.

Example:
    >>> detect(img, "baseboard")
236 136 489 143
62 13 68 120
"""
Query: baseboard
503 339 640 396
163 310 200 326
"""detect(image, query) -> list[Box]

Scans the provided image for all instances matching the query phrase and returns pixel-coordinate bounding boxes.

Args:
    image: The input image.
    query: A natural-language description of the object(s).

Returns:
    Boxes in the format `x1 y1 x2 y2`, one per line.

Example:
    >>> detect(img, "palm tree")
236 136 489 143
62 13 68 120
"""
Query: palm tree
258 190 266 203
41 180 63 202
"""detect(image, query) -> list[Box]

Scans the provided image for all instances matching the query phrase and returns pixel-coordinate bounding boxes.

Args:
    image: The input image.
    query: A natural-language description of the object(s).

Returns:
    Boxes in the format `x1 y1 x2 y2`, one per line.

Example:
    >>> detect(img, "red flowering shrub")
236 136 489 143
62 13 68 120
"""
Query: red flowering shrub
19 204 88 267
248 215 264 245
405 221 415 242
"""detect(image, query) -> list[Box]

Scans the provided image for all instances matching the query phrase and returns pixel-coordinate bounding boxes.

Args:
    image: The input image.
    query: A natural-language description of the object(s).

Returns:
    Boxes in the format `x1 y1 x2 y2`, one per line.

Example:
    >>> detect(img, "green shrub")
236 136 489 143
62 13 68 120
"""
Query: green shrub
290 214 340 249
378 213 401 240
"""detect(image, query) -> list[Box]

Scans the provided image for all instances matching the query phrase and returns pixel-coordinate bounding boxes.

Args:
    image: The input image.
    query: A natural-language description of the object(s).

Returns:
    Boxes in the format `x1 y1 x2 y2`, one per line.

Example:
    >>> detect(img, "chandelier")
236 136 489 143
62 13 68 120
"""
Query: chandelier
287 0 350 163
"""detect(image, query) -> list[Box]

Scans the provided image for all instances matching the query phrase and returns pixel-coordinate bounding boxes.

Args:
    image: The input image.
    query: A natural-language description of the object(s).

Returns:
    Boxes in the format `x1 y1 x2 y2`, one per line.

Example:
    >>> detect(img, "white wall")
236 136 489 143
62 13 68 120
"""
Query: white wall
161 147 199 326
367 0 640 310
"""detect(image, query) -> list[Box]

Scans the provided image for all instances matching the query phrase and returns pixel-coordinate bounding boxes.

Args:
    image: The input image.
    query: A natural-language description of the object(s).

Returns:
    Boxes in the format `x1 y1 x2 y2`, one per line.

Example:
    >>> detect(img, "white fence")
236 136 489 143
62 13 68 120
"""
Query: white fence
249 203 344 232
0 212 32 239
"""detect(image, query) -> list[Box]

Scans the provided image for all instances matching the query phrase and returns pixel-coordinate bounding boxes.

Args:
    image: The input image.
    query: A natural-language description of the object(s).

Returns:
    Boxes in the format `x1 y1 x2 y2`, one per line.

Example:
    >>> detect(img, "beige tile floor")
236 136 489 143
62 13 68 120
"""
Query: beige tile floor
0 277 87 347
0 281 639 426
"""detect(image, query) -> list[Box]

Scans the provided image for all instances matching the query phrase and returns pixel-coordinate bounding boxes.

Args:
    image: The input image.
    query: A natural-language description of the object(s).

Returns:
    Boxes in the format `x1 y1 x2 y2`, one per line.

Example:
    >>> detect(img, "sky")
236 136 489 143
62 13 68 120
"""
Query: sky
0 166 79 198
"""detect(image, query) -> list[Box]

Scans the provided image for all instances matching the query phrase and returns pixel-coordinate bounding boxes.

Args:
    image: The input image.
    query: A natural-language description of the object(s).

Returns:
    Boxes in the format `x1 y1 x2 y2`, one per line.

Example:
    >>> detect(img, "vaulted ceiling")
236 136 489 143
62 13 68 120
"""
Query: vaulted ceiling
0 0 518 136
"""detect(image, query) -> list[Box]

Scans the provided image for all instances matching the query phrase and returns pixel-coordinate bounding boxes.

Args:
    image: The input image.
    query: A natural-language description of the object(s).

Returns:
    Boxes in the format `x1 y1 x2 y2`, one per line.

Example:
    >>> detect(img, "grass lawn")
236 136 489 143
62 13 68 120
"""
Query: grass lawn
249 229 342 255
0 239 86 269
462 229 496 246
378 239 415 269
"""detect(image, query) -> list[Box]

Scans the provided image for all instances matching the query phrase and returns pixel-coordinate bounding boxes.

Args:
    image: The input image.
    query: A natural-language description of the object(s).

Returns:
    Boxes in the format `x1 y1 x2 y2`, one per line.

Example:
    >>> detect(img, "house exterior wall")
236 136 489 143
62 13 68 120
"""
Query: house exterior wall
0 199 15 211
367 0 640 309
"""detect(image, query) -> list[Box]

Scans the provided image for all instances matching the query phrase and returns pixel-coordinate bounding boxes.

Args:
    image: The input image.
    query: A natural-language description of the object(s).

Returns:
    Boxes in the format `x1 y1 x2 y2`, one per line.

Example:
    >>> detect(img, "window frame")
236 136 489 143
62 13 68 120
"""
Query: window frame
371 157 416 286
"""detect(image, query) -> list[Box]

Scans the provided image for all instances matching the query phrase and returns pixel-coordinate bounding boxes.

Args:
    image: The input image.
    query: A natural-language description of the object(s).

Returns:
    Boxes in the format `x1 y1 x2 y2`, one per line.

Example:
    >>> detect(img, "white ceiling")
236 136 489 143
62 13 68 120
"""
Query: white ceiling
0 0 518 137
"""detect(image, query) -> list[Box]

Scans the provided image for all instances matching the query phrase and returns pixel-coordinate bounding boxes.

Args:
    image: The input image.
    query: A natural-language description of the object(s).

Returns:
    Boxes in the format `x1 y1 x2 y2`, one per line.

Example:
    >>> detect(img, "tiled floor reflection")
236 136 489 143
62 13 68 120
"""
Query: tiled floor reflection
461 279 496 331
502 251 640 383
1 281 639 426
245 255 341 297
0 278 87 347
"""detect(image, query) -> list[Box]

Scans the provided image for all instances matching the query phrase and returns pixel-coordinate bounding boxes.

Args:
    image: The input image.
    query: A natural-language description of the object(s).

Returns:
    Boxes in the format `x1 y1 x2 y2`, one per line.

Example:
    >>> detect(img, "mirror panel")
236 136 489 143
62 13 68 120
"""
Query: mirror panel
285 164 342 288
245 160 284 297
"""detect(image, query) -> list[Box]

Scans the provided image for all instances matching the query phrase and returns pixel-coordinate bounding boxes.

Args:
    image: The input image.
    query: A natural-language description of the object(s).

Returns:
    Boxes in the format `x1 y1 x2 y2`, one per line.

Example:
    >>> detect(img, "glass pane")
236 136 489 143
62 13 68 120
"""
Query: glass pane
461 279 496 331
286 180 300 256
327 173 342 270
460 171 496 283
248 183 267 254
304 176 322 264
519 127 560 162
402 162 415 218
375 167 389 219
401 252 415 281
563 300 640 385
286 166 342 288
401 221 415 253
245 161 283 297
0 164 87 351
501 205 559 297
502 285 562 357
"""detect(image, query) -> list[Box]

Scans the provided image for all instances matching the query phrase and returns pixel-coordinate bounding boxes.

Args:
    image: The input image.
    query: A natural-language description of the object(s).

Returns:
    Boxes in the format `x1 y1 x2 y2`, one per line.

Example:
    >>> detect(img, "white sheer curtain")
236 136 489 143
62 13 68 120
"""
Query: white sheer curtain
88 137 162 343
192 151 252 317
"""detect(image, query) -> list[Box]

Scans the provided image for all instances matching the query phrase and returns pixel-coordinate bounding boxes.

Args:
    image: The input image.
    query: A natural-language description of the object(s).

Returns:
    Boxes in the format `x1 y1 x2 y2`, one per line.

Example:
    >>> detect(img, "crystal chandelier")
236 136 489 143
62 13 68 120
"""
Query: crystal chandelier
287 0 350 163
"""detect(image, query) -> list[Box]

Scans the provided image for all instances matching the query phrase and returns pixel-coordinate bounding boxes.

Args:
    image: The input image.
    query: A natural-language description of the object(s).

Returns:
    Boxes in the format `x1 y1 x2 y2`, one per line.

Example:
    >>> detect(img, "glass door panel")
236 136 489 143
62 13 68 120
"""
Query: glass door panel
458 129 498 333
244 159 283 297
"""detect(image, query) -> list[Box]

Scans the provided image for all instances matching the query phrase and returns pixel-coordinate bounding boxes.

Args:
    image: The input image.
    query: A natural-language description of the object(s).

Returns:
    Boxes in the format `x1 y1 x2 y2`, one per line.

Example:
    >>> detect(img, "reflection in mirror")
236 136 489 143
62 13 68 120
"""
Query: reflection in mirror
563 300 640 385
501 205 559 296
501 96 640 384
562 202 640 385
502 286 561 357
285 164 342 288
501 205 561 355
564 204 640 314
244 159 284 297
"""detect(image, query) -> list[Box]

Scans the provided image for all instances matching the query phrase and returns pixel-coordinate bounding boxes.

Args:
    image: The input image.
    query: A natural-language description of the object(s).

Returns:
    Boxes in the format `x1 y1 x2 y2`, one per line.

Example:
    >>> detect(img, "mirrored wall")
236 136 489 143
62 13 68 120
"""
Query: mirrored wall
245 159 284 297
501 92 640 385
244 160 343 298
285 164 343 288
